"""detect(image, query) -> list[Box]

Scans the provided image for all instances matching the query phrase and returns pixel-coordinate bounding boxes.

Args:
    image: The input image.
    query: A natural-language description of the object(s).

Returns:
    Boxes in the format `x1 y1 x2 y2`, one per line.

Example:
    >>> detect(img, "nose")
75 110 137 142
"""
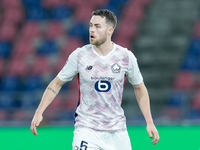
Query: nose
89 26 95 33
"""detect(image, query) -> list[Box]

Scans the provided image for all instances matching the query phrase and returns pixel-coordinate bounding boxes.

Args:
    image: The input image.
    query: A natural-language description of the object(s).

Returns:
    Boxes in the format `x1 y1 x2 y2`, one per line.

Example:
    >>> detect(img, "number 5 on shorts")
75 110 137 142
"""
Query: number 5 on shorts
80 141 88 150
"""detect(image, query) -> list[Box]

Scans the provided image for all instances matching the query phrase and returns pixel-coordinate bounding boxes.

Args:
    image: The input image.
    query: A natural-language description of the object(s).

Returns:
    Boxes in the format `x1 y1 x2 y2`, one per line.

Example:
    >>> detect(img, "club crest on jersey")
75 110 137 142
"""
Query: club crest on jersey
85 66 93 70
111 63 121 73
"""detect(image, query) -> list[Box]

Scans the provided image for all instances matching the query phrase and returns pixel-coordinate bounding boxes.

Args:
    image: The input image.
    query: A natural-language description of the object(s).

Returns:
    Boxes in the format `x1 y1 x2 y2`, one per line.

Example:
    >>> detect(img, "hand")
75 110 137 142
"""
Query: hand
30 114 43 136
146 124 159 145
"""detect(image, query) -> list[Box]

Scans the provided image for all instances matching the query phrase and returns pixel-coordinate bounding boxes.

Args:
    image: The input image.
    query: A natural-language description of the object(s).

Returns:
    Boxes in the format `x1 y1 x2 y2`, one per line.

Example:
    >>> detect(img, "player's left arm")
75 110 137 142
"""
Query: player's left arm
133 81 160 145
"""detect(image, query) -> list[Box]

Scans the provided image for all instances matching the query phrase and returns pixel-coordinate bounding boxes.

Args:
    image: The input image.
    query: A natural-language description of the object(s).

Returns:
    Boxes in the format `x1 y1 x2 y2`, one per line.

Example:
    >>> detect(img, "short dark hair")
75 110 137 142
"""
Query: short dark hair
92 9 117 29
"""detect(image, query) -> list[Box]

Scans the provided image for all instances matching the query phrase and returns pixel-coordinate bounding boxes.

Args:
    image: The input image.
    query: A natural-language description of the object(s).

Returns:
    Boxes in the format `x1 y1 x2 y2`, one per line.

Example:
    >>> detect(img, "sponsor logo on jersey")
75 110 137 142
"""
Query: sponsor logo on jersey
91 76 115 81
95 80 111 92
111 63 121 73
85 66 93 70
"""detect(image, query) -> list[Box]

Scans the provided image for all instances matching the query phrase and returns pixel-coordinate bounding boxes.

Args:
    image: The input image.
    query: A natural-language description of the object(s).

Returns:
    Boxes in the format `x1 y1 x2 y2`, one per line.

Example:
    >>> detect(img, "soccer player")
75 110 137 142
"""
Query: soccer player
30 9 159 149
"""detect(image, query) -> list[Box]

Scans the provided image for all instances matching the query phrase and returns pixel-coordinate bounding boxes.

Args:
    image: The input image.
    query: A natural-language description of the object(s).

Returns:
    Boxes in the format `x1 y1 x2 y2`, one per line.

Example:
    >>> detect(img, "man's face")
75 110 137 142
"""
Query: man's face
89 15 109 46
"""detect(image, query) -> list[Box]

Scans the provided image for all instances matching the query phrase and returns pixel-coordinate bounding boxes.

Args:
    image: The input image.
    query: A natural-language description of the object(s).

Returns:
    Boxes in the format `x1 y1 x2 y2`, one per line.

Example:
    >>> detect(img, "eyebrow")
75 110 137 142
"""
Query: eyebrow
89 22 101 26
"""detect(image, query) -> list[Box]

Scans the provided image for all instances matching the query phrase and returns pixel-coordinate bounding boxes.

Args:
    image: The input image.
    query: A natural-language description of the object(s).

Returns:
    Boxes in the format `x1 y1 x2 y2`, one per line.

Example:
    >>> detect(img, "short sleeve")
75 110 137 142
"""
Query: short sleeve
126 51 143 85
57 49 79 82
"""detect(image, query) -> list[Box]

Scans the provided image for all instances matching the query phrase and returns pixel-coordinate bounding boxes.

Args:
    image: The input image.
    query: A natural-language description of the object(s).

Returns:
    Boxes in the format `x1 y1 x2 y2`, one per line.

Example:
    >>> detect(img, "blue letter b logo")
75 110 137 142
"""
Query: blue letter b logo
95 80 111 92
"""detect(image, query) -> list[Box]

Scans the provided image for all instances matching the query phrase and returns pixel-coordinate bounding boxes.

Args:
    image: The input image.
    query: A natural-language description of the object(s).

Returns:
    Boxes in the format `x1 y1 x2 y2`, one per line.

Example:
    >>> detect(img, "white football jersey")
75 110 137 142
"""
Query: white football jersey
57 43 143 131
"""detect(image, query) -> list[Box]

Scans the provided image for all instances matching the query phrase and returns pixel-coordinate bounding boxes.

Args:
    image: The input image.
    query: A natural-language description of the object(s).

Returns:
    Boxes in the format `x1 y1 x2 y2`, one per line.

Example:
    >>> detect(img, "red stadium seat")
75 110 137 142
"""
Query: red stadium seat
90 0 109 7
1 0 22 8
123 6 144 23
0 23 16 40
0 58 4 76
21 22 40 39
55 56 66 73
174 71 195 90
7 57 28 76
74 5 94 22
61 37 83 57
193 20 200 37
45 21 65 39
113 36 132 50
62 90 79 110
12 38 35 58
48 95 62 109
3 7 24 25
0 110 7 121
162 107 182 119
42 0 65 8
12 109 28 121
133 0 152 6
191 90 200 109
31 56 50 75
65 0 81 7
116 22 137 40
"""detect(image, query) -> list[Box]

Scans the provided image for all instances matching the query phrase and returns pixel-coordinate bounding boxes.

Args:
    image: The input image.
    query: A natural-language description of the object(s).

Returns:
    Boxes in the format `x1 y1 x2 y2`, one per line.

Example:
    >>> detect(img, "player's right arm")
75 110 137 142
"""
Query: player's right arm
30 76 66 135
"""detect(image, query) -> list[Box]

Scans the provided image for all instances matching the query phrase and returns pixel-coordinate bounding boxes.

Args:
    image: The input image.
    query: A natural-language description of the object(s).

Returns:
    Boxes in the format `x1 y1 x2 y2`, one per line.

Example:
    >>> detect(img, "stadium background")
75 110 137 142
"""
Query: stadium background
0 0 200 149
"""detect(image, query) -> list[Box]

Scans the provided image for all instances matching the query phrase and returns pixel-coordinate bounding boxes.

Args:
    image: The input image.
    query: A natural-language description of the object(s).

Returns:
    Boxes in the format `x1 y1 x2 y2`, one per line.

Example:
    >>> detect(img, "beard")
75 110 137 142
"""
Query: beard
90 32 107 47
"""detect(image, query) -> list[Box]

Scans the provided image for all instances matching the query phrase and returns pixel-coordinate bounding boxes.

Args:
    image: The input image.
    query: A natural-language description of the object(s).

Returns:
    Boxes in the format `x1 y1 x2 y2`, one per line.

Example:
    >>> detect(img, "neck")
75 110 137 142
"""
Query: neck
93 40 114 56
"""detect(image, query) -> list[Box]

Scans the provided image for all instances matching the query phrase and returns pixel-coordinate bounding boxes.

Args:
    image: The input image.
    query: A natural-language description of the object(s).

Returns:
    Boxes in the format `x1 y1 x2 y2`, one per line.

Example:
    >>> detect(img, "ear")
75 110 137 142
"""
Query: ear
108 27 114 36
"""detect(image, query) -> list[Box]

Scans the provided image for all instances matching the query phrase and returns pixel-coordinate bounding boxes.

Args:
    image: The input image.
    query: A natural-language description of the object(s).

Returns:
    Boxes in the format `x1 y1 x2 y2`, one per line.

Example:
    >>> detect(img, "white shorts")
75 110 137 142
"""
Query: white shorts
72 127 132 150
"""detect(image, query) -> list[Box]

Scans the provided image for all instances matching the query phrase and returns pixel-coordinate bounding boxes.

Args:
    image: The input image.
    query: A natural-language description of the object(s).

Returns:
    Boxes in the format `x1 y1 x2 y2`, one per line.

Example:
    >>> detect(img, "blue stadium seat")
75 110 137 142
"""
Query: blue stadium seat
23 0 41 7
20 92 39 109
0 92 13 109
26 6 47 20
0 41 12 58
57 110 75 121
51 6 72 20
107 0 128 8
168 91 188 107
25 76 42 91
60 82 70 91
1 75 19 91
189 109 200 120
188 38 200 55
102 4 120 18
181 55 200 70
69 23 88 43
37 40 58 54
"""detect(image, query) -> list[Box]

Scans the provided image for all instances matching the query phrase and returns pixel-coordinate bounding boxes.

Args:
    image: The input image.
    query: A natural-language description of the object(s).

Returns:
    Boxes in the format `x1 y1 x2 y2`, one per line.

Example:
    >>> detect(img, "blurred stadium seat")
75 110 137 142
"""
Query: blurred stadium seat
74 5 94 23
37 39 58 54
24 76 42 91
3 7 24 25
0 92 14 109
1 75 19 91
45 21 65 39
0 41 12 58
22 0 41 7
20 92 39 109
61 37 83 57
21 21 40 39
0 23 16 40
42 0 65 8
7 57 28 76
51 6 72 20
26 6 47 20
2 0 22 7
174 71 195 90
31 56 50 75
168 91 189 107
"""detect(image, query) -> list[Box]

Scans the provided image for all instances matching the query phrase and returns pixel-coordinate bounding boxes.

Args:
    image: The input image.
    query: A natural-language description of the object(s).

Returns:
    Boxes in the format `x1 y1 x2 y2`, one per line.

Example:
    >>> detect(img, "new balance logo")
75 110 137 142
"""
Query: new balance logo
85 66 93 70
